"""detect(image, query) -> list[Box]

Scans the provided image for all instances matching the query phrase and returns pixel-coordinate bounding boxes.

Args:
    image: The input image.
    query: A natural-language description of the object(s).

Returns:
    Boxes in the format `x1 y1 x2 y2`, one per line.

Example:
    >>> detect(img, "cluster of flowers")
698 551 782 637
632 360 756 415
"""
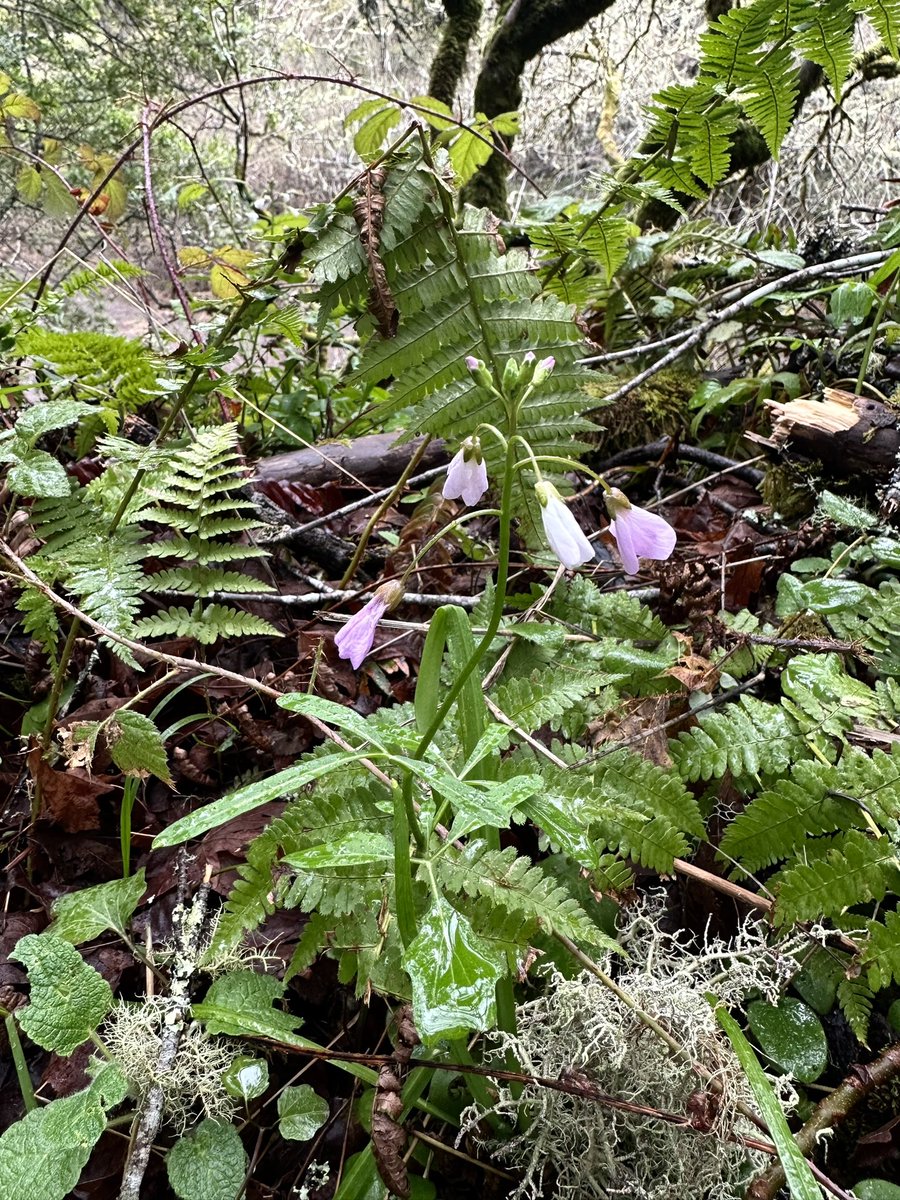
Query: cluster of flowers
335 355 676 668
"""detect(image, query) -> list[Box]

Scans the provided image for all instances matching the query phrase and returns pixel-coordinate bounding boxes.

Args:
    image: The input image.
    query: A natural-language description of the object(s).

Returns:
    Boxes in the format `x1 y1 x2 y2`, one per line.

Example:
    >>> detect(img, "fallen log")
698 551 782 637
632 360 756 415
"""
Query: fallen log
254 432 447 488
746 387 900 476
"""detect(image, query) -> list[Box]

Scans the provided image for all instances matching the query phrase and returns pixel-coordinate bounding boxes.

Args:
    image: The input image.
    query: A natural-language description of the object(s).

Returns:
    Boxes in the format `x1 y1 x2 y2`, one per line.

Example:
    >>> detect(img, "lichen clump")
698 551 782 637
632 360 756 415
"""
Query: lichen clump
462 903 798 1199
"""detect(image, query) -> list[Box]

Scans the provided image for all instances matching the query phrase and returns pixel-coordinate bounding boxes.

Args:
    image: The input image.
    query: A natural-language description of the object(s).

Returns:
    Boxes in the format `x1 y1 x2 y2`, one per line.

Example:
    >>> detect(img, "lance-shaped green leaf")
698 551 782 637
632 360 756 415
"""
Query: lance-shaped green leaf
167 1119 248 1200
12 934 113 1054
713 998 824 1200
278 692 390 751
402 896 504 1043
445 774 543 841
284 831 394 870
49 869 146 944
152 751 369 847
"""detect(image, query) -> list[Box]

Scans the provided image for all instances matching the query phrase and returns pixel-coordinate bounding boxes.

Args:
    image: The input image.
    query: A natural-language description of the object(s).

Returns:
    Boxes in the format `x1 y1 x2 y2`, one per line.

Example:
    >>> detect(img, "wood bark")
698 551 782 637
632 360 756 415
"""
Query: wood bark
427 0 484 108
462 0 617 216
747 388 900 477
253 432 447 488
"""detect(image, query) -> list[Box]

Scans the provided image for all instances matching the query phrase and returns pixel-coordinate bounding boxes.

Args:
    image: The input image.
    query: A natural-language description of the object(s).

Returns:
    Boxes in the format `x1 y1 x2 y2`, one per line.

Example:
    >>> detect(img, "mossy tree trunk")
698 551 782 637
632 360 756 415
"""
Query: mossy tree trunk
461 0 618 217
427 0 484 108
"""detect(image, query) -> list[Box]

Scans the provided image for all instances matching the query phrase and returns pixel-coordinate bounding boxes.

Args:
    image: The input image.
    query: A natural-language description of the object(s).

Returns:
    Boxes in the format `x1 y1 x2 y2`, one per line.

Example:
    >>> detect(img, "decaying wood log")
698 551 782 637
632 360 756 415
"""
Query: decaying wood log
254 432 447 488
747 387 900 476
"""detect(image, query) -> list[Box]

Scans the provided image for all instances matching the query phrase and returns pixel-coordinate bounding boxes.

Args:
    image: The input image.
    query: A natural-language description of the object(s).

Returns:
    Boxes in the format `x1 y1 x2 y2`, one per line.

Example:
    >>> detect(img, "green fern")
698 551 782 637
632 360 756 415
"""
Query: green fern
837 972 874 1044
772 829 896 925
670 694 808 782
861 909 900 991
434 841 613 948
298 149 595 516
130 424 277 642
717 761 857 872
490 667 599 735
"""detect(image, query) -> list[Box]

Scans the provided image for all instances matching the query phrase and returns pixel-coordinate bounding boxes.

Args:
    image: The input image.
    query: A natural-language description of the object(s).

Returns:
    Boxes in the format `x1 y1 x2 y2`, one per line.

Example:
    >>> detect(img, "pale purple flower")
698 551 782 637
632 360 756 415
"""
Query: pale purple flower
533 355 555 384
335 581 404 669
605 488 677 575
536 481 594 568
443 437 488 506
465 355 479 371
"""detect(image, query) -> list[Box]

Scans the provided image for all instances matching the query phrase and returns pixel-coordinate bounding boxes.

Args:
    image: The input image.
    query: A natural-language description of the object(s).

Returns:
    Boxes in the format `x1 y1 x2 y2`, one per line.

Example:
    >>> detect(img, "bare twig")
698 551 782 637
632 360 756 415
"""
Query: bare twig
581 250 891 406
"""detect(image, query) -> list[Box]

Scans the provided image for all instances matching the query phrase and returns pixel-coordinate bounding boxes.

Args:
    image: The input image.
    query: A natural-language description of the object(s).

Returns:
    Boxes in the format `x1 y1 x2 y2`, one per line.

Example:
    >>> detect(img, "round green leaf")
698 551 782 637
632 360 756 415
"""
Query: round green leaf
853 1182 900 1200
221 1056 269 1101
277 1085 329 1141
747 997 828 1083
166 1120 247 1200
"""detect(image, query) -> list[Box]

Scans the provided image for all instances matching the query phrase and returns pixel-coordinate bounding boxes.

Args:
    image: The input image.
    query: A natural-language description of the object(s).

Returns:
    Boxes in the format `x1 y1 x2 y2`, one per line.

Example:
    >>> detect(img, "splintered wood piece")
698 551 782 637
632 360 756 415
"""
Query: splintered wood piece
747 388 900 475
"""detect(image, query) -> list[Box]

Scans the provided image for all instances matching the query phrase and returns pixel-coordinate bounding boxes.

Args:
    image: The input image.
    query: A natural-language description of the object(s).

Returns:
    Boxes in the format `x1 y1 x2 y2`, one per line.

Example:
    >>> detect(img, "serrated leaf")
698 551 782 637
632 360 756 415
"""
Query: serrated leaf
1 91 40 120
449 126 494 185
166 1120 248 1200
402 897 504 1043
49 869 147 944
193 969 309 1047
106 710 172 783
277 1085 329 1141
12 934 113 1054
17 164 42 203
8 453 72 498
0 1064 126 1200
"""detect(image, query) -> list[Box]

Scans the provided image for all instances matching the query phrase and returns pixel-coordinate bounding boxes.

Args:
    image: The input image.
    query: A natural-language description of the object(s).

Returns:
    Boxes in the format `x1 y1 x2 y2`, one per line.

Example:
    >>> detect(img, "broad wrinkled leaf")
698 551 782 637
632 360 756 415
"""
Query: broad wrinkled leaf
193 969 310 1047
12 934 113 1053
277 1085 329 1141
106 710 172 782
0 1063 126 1200
402 897 504 1043
8 453 72 498
49 869 146 944
166 1120 248 1200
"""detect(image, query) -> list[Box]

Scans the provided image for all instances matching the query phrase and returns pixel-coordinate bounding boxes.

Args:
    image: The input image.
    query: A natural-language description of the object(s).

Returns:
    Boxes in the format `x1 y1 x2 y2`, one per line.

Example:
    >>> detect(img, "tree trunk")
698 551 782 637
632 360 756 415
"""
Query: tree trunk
427 0 484 108
462 0 617 216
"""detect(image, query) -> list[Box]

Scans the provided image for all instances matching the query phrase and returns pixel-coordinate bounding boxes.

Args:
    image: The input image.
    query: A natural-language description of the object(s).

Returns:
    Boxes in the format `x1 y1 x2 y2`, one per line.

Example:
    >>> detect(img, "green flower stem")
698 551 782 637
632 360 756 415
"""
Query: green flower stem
414 421 517 759
521 452 612 492
3 1009 35 1112
339 434 433 588
392 780 418 947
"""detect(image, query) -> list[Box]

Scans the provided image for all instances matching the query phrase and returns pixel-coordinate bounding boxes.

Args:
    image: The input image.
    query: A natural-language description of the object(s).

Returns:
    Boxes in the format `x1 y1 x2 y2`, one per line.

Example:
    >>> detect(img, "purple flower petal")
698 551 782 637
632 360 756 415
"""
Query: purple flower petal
442 448 489 507
539 488 594 568
334 595 388 669
608 502 676 575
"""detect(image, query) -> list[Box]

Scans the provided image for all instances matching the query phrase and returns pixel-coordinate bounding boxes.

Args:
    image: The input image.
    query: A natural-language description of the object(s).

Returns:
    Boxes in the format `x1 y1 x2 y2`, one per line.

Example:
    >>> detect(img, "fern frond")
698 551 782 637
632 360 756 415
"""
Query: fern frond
837 972 874 1044
717 761 857 872
18 327 160 413
853 0 900 57
134 603 278 644
861 909 900 991
792 0 856 100
435 841 609 947
490 667 598 735
671 694 808 782
16 582 60 665
772 830 894 925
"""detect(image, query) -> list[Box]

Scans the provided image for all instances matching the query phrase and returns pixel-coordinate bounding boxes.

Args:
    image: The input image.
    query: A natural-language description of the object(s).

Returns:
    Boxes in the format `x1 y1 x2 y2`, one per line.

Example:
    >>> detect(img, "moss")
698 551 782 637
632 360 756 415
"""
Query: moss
427 0 483 109
760 463 819 521
583 367 700 450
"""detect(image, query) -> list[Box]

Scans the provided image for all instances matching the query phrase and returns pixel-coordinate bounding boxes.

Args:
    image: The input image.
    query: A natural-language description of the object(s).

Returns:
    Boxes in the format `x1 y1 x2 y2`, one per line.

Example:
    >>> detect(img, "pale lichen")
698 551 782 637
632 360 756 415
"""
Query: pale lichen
461 901 800 1200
